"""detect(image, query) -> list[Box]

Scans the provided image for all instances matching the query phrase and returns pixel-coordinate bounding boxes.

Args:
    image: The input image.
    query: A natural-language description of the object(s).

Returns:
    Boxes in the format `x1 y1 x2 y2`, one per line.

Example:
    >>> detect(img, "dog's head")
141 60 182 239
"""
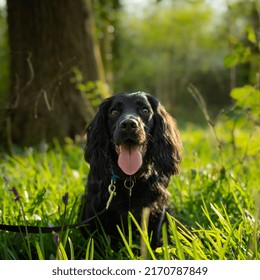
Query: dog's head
85 92 181 180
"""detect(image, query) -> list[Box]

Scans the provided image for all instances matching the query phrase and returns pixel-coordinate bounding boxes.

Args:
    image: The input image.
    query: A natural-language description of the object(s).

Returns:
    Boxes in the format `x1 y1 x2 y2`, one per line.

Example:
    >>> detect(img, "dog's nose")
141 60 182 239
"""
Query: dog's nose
120 119 138 132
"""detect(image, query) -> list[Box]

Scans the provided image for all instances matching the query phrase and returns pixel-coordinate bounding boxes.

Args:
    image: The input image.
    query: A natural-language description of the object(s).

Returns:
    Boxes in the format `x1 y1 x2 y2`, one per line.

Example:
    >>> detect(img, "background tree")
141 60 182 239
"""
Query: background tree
4 0 107 147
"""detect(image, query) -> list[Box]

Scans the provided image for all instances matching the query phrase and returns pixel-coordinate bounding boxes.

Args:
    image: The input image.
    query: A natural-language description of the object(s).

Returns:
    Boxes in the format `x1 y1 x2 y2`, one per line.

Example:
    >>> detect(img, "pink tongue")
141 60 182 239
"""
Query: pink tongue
118 145 143 175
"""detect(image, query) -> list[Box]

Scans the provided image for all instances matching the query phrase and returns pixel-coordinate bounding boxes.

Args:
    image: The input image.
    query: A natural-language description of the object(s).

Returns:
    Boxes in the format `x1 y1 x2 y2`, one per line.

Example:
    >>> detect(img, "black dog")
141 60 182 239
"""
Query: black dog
79 92 181 249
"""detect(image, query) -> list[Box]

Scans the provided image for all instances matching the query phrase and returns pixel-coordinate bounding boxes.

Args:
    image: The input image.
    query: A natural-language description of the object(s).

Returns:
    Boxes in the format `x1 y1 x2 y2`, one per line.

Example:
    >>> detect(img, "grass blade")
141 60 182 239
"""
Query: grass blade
167 213 185 260
85 238 94 260
68 237 74 260
128 212 156 260
35 240 44 260
162 222 170 260
117 225 135 259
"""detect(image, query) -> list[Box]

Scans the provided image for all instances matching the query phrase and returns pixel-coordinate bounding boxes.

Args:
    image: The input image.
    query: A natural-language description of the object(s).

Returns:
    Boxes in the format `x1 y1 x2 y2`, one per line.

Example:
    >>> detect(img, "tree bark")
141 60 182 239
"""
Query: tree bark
6 0 104 146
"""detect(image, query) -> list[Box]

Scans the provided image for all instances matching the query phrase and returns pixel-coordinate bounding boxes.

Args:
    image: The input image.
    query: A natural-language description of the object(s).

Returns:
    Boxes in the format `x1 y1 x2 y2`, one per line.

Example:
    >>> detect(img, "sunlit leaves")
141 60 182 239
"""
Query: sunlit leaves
224 44 252 68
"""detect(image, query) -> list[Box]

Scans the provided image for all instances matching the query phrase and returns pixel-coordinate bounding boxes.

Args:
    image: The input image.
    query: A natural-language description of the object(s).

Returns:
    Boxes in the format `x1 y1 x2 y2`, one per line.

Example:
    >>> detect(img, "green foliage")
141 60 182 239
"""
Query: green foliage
223 0 260 85
224 41 252 68
220 0 259 165
0 140 89 259
70 66 110 109
229 85 259 125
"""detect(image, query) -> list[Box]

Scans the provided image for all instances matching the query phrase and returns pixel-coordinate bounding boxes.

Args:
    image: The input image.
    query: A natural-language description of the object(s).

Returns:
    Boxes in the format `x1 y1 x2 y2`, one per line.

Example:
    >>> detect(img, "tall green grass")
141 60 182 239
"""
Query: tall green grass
0 117 259 259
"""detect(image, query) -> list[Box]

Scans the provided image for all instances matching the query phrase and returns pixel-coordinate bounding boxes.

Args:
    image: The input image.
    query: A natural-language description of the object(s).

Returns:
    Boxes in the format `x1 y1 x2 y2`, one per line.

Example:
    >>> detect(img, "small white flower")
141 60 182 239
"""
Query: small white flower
33 214 42 221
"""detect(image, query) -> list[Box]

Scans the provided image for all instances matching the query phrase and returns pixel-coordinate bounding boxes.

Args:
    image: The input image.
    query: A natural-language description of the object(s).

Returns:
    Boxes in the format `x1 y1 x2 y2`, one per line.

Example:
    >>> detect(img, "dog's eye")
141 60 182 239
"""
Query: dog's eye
142 107 150 114
110 109 119 116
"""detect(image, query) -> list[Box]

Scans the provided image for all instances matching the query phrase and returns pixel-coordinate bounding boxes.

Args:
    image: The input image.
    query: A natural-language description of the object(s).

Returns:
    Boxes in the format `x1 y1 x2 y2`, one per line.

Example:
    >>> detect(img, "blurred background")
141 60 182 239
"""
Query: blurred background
0 0 259 147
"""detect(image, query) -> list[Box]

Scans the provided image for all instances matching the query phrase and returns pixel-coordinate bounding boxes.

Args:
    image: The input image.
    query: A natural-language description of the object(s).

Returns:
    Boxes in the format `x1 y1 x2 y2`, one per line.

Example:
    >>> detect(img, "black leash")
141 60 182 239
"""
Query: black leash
0 208 107 234
0 169 122 235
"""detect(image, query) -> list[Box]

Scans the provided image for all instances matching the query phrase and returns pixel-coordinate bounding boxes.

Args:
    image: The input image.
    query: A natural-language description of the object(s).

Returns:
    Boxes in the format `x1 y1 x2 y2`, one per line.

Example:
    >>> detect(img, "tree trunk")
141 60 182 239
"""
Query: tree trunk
6 0 105 146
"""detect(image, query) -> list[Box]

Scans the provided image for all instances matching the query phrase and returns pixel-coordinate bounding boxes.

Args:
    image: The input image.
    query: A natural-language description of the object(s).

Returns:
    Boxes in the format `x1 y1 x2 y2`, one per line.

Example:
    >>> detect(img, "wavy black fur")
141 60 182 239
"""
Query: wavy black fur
79 92 181 249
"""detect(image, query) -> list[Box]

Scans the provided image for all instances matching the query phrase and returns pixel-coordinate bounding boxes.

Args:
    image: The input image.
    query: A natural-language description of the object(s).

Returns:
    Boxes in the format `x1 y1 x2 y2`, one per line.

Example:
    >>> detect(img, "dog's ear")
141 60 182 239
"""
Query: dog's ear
146 94 182 176
84 97 113 179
